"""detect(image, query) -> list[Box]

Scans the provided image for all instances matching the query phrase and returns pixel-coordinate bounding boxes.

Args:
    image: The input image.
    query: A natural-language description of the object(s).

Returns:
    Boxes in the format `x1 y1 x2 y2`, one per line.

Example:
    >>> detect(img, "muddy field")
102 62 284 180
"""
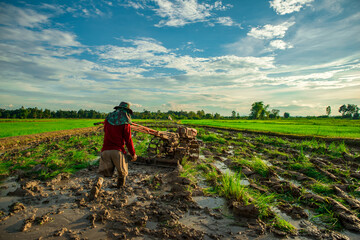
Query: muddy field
1 125 360 239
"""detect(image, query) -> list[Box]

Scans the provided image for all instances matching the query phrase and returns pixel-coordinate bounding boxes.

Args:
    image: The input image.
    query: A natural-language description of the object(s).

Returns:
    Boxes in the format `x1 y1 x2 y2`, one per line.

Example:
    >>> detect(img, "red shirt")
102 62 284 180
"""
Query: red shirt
101 119 136 156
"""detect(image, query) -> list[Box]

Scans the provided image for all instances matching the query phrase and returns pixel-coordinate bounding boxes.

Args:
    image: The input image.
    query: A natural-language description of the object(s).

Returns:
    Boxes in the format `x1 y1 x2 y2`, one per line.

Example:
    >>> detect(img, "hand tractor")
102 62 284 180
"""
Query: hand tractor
94 122 200 165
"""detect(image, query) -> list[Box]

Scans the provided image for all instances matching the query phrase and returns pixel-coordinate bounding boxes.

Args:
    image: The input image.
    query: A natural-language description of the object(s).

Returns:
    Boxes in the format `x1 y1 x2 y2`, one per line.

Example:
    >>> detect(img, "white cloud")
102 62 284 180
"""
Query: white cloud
152 0 230 27
125 1 146 9
248 21 295 39
217 17 241 27
269 40 293 50
0 27 81 47
0 3 49 28
269 0 314 15
98 38 168 61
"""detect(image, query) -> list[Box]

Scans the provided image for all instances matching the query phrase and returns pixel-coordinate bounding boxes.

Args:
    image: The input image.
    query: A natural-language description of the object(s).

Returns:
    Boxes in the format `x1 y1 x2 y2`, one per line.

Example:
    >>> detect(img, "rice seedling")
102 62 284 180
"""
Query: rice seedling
309 182 334 196
272 215 296 233
217 173 249 203
234 157 269 177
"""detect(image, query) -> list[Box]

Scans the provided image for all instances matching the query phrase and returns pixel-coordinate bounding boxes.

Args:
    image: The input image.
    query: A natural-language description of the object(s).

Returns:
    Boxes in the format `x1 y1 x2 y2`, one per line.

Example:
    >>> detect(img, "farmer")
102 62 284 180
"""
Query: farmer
99 102 137 188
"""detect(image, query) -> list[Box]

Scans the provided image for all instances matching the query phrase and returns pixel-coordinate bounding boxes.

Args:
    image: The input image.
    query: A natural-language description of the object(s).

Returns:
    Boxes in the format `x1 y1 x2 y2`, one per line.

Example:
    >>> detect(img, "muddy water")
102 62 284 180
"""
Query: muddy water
0 177 21 211
180 196 247 239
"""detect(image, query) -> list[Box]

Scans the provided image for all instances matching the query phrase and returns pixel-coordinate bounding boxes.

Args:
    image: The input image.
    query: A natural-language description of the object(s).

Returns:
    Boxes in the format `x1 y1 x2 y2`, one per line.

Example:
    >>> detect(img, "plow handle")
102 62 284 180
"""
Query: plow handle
93 121 160 137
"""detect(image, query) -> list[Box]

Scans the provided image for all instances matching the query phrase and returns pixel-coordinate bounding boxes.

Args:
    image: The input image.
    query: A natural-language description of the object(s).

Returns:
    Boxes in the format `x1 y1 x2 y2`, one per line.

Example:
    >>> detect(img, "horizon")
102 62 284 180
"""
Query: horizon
0 104 353 118
0 0 359 116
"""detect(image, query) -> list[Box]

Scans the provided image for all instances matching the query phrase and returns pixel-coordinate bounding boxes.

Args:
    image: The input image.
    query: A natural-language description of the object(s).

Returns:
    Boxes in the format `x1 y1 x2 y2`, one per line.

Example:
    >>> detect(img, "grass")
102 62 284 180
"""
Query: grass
272 215 296 233
309 182 334 196
234 157 270 177
0 133 103 179
0 119 104 138
217 173 249 203
181 119 360 138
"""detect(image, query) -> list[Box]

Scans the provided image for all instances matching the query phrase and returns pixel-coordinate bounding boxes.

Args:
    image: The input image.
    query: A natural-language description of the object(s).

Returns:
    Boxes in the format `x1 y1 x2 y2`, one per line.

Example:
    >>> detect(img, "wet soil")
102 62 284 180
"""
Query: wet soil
200 127 360 240
0 159 272 240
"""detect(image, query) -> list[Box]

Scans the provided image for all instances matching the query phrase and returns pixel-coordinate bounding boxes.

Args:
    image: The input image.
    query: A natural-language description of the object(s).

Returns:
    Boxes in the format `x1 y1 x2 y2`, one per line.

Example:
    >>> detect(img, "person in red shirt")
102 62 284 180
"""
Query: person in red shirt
99 102 137 188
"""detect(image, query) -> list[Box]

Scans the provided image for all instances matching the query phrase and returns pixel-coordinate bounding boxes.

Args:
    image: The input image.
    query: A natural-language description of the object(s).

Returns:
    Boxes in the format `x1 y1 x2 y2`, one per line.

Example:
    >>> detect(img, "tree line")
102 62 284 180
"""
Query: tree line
248 102 359 120
0 107 107 119
0 102 358 120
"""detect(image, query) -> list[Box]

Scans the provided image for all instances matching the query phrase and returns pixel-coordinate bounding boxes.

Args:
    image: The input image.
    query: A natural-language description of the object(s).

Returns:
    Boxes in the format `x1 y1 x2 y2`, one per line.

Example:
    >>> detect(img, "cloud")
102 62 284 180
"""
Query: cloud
275 11 360 65
248 21 295 39
0 3 49 28
0 26 81 49
97 38 169 62
269 40 293 50
153 0 230 27
269 0 314 15
216 17 242 28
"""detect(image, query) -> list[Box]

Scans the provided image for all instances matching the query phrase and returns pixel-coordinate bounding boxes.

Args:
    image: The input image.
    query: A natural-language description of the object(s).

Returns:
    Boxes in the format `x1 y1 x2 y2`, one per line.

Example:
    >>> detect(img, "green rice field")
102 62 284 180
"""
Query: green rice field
0 118 359 139
181 119 360 139
0 119 103 138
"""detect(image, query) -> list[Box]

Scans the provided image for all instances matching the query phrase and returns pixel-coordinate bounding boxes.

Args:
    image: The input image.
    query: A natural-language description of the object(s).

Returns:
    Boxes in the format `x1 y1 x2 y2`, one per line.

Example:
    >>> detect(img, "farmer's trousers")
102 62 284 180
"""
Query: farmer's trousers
99 150 128 178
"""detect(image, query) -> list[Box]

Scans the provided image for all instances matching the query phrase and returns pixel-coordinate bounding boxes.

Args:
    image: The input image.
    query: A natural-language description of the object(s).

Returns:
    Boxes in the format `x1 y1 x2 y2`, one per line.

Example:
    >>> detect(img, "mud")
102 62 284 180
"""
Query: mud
199 127 360 240
0 160 274 240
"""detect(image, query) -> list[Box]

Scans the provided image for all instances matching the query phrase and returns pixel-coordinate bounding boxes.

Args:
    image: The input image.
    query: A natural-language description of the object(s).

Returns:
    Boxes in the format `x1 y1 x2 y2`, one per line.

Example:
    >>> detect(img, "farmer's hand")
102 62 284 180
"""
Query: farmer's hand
131 154 137 162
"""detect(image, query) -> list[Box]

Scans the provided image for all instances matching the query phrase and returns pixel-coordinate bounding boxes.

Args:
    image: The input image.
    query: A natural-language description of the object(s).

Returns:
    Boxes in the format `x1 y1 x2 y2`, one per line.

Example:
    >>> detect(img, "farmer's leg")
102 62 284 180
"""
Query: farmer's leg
110 150 128 187
98 150 115 177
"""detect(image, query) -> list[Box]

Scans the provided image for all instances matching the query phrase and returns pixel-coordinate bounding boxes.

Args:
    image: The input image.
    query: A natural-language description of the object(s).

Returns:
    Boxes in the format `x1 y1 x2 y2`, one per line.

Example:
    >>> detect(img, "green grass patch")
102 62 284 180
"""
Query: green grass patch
309 182 334 196
0 119 104 138
217 173 249 203
198 133 226 144
181 119 360 138
234 157 270 177
0 133 103 179
272 215 296 233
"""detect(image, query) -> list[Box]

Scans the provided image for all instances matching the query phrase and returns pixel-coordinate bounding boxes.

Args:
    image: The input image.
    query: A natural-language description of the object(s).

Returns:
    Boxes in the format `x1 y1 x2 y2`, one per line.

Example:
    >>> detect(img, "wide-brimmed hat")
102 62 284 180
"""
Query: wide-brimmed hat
114 101 133 114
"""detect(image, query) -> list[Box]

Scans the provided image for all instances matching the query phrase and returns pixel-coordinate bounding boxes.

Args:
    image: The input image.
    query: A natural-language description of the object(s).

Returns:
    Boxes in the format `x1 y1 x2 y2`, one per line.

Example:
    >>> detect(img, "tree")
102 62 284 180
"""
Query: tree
214 113 221 119
326 106 331 116
339 104 359 118
269 109 280 119
339 104 347 117
249 101 270 119
231 110 236 119
284 112 290 118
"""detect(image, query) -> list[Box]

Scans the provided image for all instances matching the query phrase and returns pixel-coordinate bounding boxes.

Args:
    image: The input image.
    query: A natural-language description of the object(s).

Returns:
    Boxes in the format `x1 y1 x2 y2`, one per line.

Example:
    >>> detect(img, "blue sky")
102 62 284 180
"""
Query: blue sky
0 0 359 116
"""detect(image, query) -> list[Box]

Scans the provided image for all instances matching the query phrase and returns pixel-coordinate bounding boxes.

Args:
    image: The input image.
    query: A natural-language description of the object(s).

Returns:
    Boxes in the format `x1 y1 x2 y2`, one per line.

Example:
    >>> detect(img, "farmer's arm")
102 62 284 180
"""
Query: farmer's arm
123 124 137 161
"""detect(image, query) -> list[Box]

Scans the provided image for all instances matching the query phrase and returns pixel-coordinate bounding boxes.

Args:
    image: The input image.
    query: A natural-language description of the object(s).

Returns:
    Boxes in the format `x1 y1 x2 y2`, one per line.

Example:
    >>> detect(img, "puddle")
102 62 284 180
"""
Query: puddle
278 176 302 188
146 221 158 230
213 161 235 175
180 196 246 238
261 159 273 166
0 177 21 211
342 230 360 240
197 176 209 189
127 195 138 205
271 206 302 229
193 196 227 210
199 155 206 160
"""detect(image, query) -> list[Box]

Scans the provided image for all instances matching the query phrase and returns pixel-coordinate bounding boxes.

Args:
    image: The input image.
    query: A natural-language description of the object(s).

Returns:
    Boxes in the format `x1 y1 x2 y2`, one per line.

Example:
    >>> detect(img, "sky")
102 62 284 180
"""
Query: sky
0 0 359 116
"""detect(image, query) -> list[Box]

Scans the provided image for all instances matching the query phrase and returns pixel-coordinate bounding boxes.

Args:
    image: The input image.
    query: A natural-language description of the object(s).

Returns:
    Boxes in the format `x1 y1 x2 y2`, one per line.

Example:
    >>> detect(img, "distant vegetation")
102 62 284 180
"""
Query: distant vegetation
0 106 106 119
181 119 360 138
0 102 359 120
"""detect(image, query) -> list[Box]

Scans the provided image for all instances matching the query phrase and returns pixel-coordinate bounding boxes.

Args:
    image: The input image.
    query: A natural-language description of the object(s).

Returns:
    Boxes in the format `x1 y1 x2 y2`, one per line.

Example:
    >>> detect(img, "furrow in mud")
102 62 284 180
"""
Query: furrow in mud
200 127 360 238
